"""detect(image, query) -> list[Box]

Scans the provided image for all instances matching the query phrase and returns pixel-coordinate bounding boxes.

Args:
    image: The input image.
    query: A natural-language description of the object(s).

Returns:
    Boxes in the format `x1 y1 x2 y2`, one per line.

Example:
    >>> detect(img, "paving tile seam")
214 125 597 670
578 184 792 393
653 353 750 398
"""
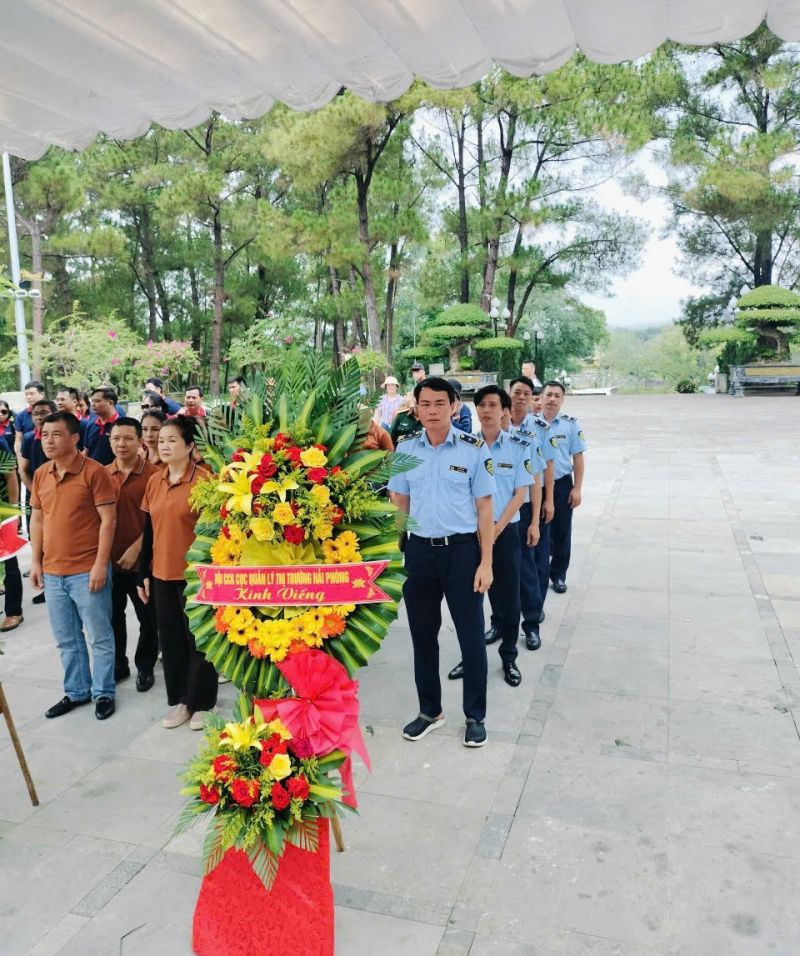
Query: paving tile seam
712 456 800 747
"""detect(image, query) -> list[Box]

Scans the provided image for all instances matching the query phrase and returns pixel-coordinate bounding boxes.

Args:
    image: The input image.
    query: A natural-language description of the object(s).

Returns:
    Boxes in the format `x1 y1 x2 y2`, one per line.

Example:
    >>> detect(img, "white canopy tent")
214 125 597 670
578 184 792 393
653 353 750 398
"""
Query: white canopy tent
1 0 800 160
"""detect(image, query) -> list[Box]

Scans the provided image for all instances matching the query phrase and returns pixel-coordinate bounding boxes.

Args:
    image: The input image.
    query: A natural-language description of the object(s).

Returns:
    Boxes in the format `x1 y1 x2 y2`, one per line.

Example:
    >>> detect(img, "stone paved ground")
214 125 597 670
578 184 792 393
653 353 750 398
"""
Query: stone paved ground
2 394 800 955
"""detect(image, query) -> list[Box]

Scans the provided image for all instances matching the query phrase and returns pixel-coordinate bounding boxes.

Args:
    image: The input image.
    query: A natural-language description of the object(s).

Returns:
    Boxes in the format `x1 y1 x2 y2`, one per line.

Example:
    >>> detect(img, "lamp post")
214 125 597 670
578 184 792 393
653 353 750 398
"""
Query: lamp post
2 152 32 386
531 324 544 380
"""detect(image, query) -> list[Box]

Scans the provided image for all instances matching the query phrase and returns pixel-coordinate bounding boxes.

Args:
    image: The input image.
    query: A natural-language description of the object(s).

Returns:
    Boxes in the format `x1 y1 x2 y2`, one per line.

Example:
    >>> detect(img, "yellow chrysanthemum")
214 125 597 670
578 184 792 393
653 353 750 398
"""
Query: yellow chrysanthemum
300 447 327 468
210 535 241 566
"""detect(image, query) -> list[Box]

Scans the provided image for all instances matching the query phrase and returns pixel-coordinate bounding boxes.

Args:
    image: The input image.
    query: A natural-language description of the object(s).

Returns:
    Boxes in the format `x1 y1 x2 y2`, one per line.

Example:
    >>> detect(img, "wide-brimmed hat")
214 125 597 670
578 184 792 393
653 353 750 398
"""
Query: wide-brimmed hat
383 375 399 387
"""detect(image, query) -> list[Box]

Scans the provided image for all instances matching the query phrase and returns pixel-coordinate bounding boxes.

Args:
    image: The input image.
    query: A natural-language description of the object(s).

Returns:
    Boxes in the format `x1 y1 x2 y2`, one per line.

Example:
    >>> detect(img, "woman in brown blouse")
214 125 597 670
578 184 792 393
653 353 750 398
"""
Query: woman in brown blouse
137 417 216 730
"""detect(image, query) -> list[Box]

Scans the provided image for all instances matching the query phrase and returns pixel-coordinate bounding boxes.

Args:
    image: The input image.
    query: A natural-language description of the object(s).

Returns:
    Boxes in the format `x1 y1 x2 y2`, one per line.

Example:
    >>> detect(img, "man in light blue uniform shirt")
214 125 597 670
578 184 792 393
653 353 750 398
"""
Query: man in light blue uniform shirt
389 377 495 749
540 380 587 593
448 385 533 688
506 377 554 642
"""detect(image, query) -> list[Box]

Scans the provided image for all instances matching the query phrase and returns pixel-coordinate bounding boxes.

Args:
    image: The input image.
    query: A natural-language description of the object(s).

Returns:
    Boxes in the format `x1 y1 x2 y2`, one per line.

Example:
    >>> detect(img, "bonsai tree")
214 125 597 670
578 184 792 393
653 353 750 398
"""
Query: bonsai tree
473 337 525 384
419 304 490 371
734 286 800 360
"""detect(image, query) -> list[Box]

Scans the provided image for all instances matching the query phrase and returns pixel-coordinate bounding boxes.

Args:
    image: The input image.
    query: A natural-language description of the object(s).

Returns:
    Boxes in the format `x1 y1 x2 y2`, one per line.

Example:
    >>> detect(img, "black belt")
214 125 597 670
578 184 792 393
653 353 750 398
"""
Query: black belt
410 532 477 547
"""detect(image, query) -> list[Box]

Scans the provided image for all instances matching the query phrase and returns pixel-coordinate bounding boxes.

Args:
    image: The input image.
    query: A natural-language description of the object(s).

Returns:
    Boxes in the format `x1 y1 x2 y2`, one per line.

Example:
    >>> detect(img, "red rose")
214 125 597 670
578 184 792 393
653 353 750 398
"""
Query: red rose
232 448 245 463
212 754 237 780
271 782 291 810
250 474 266 495
287 775 310 800
257 454 277 479
219 505 229 519
230 777 260 808
306 467 328 484
286 446 303 465
283 524 305 544
330 466 341 475
314 444 328 453
288 737 314 759
259 734 288 765
273 434 289 451
330 507 344 525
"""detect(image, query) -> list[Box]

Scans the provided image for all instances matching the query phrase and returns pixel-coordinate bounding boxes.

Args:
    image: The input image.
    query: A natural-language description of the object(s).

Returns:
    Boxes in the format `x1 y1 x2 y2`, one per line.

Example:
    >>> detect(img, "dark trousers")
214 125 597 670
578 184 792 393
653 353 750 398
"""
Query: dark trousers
152 578 217 713
403 535 487 722
488 525 521 665
549 475 574 583
4 556 22 617
112 571 158 672
517 502 543 633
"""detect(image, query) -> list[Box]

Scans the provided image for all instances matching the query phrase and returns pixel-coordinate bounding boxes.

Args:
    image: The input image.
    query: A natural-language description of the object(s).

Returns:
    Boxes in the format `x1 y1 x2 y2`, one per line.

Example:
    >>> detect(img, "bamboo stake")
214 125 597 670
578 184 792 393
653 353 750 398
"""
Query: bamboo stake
0 681 39 806
330 810 345 852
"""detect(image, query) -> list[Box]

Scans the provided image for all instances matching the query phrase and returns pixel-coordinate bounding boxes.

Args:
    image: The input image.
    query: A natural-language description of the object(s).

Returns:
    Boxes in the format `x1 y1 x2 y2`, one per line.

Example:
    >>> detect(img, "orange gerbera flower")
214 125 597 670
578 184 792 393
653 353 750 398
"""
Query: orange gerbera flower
321 613 346 638
214 607 229 633
248 639 267 659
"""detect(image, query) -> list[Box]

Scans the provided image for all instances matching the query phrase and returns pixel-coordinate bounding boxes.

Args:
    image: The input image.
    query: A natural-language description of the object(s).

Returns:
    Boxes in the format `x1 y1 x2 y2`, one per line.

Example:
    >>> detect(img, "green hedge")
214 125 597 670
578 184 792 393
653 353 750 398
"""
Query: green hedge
473 337 524 385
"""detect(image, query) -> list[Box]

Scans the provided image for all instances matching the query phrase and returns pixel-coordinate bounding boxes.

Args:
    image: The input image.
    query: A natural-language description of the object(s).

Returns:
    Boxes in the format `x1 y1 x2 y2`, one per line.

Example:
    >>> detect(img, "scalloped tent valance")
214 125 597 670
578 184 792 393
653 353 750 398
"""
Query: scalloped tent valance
1 0 799 160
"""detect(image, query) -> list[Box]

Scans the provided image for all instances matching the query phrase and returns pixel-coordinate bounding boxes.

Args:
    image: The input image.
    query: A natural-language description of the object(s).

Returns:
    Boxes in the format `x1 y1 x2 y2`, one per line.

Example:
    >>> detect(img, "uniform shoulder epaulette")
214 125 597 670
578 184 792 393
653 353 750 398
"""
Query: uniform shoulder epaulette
562 413 577 422
396 433 416 444
533 417 548 428
509 433 531 447
459 433 485 448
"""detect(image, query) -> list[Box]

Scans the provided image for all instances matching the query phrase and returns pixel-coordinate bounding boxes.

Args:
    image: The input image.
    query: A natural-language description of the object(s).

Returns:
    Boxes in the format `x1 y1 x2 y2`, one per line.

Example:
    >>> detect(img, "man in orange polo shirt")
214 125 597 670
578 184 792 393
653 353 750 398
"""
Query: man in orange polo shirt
30 411 119 721
107 418 159 692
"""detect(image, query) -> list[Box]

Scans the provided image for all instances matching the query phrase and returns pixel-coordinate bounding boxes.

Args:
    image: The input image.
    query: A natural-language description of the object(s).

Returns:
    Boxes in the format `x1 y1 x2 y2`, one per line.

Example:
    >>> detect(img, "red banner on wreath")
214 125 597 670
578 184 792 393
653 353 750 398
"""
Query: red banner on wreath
193 561 391 606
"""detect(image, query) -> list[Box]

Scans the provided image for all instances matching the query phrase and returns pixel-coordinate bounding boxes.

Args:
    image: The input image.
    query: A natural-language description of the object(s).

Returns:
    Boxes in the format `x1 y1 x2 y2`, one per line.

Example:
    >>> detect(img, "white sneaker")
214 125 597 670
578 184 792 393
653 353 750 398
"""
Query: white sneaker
161 703 190 729
190 708 217 731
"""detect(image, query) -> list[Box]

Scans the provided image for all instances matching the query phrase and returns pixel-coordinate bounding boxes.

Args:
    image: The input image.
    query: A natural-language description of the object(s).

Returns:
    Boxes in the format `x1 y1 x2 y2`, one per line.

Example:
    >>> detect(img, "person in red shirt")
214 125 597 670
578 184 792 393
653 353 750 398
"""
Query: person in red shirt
178 386 206 418
85 387 120 465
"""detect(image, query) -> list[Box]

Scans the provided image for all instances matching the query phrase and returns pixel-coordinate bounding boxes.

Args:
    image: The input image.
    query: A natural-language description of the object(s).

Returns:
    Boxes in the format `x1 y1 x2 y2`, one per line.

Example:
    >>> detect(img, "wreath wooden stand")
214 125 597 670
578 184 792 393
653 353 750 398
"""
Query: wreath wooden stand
0 681 39 806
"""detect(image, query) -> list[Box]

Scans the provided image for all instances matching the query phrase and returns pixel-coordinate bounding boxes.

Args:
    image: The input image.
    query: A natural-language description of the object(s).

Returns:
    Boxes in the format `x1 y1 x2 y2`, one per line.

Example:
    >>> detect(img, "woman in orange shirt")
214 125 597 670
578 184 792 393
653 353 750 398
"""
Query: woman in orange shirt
137 417 216 730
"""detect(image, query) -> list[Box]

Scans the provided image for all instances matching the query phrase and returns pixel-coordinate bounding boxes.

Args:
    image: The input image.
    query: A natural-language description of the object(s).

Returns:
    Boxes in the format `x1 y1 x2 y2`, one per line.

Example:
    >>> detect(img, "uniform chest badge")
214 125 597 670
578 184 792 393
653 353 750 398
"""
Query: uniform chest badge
497 461 514 469
524 459 534 474
449 464 467 474
484 458 494 476
549 437 559 448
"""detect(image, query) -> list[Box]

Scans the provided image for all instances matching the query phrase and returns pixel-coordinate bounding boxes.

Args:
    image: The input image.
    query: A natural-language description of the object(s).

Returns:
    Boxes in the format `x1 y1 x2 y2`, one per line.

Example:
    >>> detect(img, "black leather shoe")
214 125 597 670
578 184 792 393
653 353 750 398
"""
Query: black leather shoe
448 661 464 680
503 661 522 686
95 697 115 720
525 629 541 651
552 579 567 594
484 627 500 645
114 662 131 682
136 669 155 692
45 695 90 719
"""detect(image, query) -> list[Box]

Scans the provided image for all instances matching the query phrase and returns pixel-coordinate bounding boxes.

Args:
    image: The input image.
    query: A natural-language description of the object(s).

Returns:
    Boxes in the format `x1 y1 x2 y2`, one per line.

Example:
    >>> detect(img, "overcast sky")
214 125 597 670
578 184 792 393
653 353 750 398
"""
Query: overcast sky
581 167 706 330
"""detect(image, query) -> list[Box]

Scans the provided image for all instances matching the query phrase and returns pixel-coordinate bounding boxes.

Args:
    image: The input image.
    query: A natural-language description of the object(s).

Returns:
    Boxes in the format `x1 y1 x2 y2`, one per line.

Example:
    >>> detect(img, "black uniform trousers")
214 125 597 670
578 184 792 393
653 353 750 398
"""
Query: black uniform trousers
152 578 218 713
534 509 551 611
403 534 487 722
4 556 23 617
111 570 158 673
517 502 543 634
488 525 522 665
549 475 574 583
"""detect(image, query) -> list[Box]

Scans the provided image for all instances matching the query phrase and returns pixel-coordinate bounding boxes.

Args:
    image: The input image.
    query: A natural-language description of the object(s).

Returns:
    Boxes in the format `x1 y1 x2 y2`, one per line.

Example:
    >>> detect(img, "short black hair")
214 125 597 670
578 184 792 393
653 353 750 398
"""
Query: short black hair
413 376 456 403
141 408 166 425
32 399 57 413
474 384 511 410
92 386 119 404
509 376 536 393
111 416 142 438
532 386 542 396
543 380 566 394
228 376 245 386
56 386 80 401
161 415 197 446
24 381 45 393
145 377 163 390
185 385 203 396
78 391 90 405
41 411 80 435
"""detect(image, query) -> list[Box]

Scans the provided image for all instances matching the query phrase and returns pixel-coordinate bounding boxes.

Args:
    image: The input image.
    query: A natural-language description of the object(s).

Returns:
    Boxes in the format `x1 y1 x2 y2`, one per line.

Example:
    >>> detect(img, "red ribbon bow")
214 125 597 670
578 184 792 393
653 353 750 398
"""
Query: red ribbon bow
255 650 369 807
